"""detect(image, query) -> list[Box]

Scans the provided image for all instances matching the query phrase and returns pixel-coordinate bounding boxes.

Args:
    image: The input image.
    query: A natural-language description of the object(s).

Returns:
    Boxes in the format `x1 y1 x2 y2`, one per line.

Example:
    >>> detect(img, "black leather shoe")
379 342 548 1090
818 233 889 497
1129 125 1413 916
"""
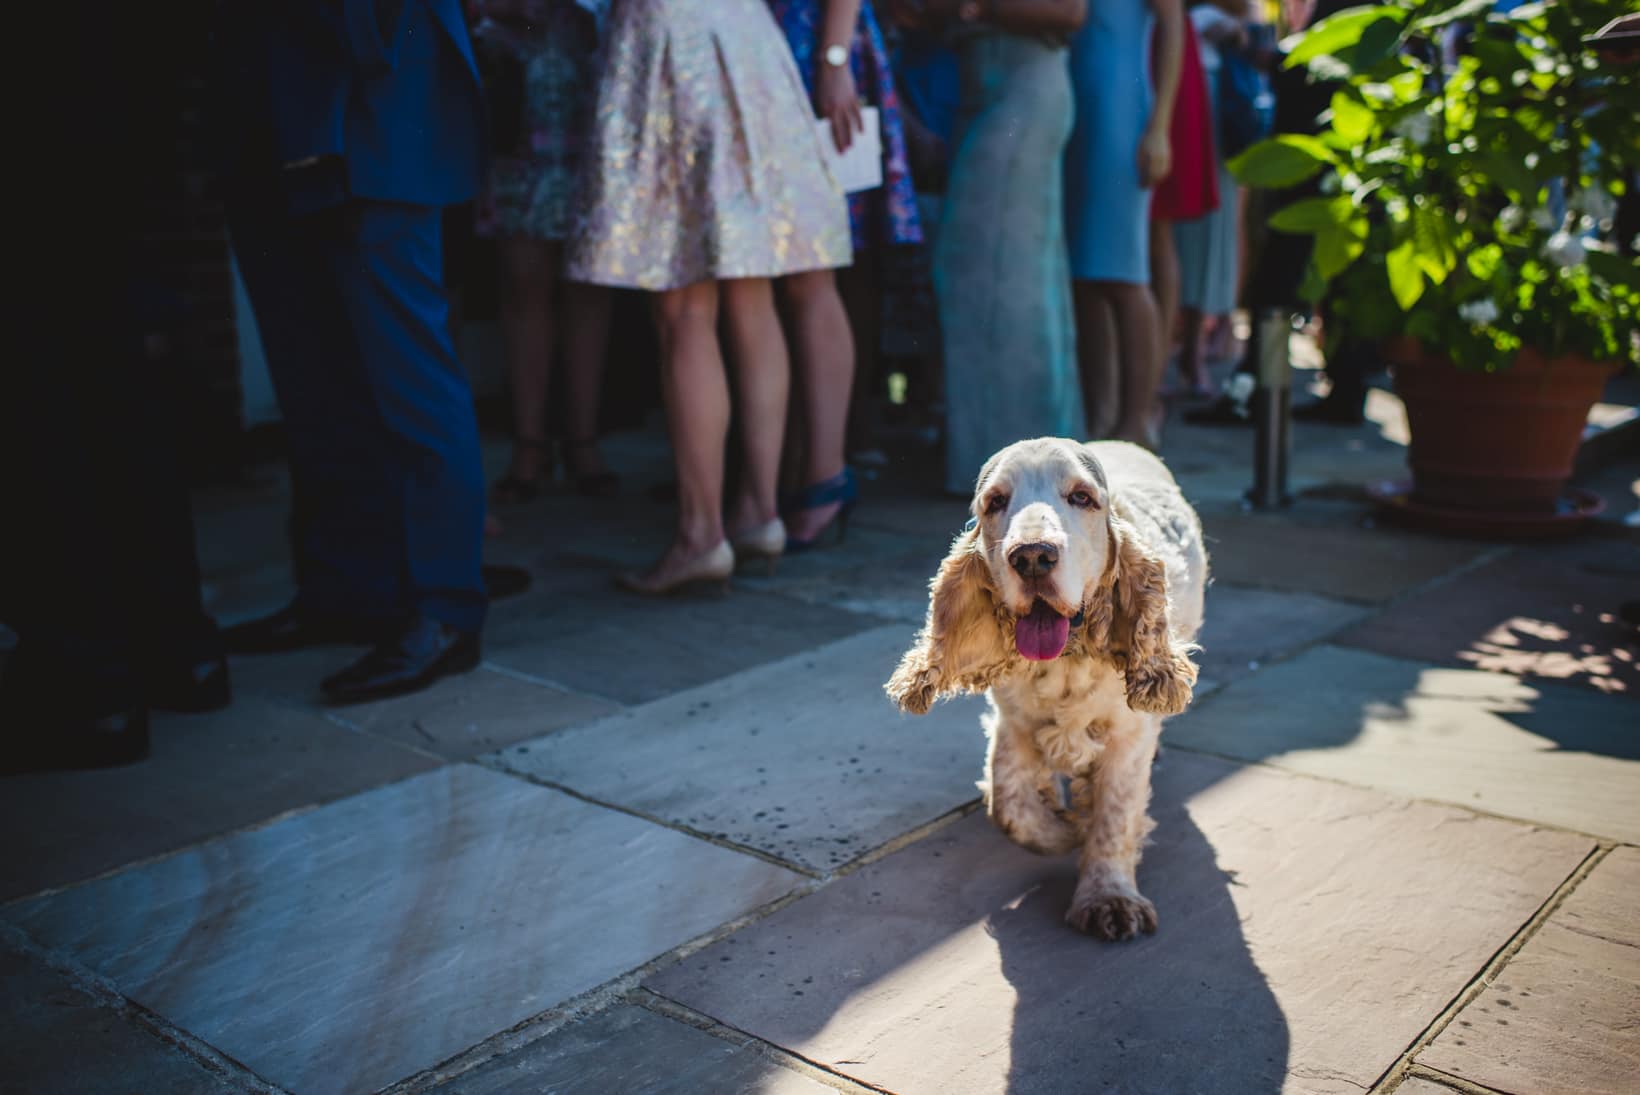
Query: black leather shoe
1 707 152 775
1 643 153 773
320 616 481 705
147 655 232 713
223 604 382 655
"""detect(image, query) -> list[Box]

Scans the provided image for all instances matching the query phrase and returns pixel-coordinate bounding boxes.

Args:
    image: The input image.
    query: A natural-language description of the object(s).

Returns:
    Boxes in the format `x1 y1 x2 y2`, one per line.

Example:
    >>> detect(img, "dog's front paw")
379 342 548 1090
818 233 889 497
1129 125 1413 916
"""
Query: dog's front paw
1066 890 1158 941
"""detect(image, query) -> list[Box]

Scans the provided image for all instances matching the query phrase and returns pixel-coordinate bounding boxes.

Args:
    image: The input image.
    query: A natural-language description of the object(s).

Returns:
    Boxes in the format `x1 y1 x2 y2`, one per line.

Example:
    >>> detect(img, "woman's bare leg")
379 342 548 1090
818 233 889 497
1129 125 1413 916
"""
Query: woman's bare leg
1073 280 1120 438
560 279 614 478
1078 279 1164 448
1178 305 1209 390
1149 218 1180 380
719 277 791 536
649 281 729 569
498 238 558 485
1108 280 1165 447
777 267 854 540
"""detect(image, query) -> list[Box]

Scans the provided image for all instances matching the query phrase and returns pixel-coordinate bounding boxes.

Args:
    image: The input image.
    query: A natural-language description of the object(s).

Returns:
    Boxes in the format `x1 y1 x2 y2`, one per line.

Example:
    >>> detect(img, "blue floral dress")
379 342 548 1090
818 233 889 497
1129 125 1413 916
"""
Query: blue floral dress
473 2 599 242
766 0 923 250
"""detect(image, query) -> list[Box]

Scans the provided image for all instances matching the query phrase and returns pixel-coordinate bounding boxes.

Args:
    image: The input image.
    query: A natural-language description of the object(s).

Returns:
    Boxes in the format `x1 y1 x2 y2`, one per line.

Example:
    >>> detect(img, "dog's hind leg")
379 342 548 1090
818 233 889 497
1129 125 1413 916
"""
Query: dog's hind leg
983 716 1080 856
1065 715 1161 941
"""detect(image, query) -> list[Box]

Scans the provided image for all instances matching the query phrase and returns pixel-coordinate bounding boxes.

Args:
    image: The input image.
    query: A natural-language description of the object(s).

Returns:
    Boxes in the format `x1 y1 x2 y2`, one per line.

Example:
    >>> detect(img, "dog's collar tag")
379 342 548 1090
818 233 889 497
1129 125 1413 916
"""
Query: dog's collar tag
1055 773 1074 812
963 516 978 533
1070 609 1085 629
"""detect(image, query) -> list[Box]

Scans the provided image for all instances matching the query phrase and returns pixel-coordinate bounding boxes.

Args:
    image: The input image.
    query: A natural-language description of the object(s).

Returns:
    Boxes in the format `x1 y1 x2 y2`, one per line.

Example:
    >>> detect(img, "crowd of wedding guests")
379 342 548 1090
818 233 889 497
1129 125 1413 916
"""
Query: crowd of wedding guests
3 0 1337 769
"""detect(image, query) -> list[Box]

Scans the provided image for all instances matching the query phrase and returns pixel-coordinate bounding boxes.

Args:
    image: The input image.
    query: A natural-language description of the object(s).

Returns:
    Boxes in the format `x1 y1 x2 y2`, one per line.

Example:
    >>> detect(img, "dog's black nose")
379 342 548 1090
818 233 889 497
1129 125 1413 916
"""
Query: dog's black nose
1009 542 1058 578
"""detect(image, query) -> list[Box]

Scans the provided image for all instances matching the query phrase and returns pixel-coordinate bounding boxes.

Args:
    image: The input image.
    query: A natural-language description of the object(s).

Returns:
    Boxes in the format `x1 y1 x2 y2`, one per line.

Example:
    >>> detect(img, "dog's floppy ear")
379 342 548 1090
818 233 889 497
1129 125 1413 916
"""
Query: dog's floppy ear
886 526 1007 714
1108 515 1198 715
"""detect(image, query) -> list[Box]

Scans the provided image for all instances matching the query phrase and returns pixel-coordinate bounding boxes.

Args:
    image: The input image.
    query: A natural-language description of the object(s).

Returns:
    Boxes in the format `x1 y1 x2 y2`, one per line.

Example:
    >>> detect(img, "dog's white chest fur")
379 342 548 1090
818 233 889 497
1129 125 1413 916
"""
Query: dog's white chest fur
989 656 1132 776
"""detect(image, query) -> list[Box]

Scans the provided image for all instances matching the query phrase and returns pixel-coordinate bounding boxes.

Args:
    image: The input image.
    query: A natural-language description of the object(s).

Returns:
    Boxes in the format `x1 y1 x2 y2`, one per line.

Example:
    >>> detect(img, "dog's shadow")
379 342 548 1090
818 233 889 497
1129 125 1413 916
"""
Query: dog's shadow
986 752 1288 1094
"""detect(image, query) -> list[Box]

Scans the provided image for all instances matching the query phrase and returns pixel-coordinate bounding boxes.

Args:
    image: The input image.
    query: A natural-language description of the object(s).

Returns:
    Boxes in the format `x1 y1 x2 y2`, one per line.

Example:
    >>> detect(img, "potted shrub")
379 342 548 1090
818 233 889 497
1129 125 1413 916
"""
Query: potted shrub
1230 0 1638 526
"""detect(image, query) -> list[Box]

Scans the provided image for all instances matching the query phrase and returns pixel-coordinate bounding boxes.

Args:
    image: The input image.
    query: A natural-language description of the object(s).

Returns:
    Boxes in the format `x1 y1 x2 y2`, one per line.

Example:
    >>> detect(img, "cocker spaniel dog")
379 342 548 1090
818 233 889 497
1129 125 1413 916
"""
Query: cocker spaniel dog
886 439 1207 940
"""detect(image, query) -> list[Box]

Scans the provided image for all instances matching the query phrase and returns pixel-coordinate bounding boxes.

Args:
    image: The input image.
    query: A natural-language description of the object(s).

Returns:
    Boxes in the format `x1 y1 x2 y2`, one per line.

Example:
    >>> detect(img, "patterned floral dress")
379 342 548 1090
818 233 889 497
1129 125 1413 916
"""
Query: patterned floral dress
566 0 852 290
764 0 923 250
473 1 599 242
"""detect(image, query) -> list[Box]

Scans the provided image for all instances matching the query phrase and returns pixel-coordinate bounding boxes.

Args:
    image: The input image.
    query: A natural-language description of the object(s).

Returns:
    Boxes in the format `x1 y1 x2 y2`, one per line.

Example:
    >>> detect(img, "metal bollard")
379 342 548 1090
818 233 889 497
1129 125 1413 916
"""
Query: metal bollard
1247 309 1293 510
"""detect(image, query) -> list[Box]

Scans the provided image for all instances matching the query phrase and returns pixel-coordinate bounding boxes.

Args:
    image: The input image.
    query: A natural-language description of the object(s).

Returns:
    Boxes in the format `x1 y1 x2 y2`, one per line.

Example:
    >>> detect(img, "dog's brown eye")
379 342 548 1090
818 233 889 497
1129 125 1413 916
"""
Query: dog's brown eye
1068 490 1099 509
985 493 1010 514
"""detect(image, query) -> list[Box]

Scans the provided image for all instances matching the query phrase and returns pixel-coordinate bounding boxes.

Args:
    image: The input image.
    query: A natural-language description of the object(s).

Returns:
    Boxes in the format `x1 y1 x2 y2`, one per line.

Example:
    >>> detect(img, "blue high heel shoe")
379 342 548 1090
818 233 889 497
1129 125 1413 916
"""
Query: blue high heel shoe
783 468 859 554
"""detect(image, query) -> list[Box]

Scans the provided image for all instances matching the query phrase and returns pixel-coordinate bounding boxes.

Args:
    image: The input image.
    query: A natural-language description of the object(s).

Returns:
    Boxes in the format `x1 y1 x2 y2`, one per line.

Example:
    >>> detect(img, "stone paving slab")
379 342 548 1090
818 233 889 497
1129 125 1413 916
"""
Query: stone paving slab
1166 644 1640 842
486 588 876 705
331 666 620 759
1165 387 1412 505
225 643 380 705
492 627 987 873
734 532 946 626
0 943 240 1095
647 752 1591 1095
1195 584 1367 689
4 765 804 1095
1197 510 1492 603
1337 538 1640 698
1418 846 1640 1095
431 1004 835 1094
0 695 439 903
1392 1077 1469 1095
760 554 937 624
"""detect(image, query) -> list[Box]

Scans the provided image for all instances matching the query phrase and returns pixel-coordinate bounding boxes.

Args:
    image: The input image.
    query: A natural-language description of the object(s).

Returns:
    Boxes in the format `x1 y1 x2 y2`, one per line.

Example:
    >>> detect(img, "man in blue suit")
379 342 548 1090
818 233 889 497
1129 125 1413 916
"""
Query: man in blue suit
214 0 492 703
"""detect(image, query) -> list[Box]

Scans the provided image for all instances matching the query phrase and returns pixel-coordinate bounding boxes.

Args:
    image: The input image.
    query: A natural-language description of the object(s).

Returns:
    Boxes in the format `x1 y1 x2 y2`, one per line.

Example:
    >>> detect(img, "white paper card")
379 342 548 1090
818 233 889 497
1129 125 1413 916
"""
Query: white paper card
818 106 883 194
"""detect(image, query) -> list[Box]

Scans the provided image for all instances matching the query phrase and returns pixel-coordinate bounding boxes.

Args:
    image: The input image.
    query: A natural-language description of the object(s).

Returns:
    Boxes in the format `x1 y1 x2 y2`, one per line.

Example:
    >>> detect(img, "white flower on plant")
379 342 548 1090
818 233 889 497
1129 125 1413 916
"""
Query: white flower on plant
1543 230 1586 268
1392 111 1436 144
1459 298 1500 326
1569 187 1619 225
1320 171 1341 195
1498 205 1524 233
1530 205 1561 232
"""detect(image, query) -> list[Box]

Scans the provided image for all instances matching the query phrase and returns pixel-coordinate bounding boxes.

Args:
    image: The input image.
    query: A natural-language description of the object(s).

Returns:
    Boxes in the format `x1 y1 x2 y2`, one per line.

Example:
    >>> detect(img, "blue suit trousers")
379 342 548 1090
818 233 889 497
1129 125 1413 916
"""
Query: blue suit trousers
230 197 487 633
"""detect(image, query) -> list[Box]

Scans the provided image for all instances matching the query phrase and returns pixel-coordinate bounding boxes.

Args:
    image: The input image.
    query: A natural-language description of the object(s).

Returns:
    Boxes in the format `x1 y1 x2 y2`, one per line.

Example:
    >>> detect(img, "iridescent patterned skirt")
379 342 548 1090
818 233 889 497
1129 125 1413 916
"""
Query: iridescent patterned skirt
566 0 852 290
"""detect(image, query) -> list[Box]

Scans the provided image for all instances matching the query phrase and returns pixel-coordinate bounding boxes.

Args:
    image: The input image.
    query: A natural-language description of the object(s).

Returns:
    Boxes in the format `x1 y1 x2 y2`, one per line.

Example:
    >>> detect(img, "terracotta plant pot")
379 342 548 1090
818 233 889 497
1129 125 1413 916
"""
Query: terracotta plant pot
1391 346 1617 513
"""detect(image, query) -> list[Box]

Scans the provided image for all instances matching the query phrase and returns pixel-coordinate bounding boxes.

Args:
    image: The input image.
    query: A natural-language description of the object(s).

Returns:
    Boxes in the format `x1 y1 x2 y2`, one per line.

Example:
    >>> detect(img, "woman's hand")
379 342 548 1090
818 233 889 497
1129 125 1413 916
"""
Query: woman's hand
816 61 865 153
1138 123 1172 189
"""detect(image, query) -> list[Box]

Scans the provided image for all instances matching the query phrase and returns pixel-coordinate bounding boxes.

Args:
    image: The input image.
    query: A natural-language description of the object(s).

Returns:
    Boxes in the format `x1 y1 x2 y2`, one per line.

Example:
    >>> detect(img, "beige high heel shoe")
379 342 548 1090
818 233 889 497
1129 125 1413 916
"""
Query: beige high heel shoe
616 541 735 596
729 517 786 577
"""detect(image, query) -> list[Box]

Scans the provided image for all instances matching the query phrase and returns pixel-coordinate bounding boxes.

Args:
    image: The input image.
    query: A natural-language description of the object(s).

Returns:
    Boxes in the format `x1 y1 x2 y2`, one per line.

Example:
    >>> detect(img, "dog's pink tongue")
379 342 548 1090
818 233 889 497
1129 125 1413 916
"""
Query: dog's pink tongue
1016 601 1070 661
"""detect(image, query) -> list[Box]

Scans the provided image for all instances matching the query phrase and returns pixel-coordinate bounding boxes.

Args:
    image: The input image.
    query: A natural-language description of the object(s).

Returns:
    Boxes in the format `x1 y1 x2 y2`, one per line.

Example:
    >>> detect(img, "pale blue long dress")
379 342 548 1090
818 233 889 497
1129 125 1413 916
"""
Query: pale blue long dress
936 30 1086 495
1064 0 1154 283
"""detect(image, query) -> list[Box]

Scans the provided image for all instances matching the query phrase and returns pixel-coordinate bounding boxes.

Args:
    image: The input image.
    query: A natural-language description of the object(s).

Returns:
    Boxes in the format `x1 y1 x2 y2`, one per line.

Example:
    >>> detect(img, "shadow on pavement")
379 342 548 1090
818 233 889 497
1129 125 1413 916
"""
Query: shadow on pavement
990 774 1289 1094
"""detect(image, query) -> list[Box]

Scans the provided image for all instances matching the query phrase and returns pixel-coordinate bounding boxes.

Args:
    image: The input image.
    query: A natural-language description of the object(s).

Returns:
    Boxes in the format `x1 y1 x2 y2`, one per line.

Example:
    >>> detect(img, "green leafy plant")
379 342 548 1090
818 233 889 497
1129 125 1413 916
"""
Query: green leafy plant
1230 0 1639 371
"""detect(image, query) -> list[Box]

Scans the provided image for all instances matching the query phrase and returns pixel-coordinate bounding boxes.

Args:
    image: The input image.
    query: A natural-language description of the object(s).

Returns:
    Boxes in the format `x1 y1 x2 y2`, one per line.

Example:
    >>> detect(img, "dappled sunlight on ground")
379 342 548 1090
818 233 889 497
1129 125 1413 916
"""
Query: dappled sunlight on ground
1364 388 1410 446
1460 615 1632 695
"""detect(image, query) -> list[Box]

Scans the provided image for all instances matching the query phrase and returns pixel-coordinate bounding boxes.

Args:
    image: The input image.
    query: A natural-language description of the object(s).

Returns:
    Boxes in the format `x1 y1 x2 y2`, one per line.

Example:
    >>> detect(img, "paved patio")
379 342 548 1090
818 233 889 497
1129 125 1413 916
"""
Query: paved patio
3 373 1638 1095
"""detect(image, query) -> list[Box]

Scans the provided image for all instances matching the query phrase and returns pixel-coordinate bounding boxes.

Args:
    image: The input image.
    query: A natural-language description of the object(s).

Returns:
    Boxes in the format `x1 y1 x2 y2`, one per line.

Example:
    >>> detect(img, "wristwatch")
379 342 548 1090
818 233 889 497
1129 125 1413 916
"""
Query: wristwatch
823 43 849 68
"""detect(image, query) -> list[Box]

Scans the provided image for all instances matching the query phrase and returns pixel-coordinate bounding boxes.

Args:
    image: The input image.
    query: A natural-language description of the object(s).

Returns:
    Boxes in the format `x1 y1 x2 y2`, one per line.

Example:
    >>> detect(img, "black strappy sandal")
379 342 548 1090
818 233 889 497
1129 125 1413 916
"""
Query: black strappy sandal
562 436 619 498
491 437 554 504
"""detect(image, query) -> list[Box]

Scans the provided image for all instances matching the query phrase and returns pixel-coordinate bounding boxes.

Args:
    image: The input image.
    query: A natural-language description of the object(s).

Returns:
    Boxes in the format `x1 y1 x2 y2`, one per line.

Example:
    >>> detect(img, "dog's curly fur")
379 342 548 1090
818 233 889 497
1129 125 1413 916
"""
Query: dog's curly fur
886 439 1207 940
